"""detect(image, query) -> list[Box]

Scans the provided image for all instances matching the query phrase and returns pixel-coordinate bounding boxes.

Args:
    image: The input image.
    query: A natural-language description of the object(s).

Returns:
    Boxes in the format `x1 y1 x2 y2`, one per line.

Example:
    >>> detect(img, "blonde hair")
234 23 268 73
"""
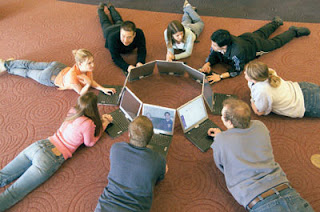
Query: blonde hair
72 49 93 64
245 61 281 88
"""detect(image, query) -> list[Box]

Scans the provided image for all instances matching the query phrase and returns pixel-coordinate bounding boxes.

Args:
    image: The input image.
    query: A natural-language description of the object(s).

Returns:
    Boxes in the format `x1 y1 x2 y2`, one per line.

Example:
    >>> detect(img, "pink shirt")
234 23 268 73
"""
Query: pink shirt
49 109 103 159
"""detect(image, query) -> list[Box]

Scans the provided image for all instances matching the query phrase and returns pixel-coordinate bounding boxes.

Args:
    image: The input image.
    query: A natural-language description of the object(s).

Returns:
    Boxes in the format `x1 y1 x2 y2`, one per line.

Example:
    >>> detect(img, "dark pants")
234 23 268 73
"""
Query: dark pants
98 6 123 40
244 21 297 54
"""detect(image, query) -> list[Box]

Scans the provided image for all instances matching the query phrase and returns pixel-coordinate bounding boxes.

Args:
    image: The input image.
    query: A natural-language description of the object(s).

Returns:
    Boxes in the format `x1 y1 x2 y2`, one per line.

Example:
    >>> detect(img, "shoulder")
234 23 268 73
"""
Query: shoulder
251 120 268 131
136 28 144 36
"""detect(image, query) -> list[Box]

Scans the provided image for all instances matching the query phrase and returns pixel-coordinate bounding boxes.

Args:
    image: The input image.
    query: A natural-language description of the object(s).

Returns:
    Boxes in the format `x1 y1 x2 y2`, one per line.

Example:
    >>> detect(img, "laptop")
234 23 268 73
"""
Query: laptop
142 104 176 157
128 61 156 82
183 63 205 84
106 87 143 138
156 60 185 76
97 74 129 106
202 78 237 115
177 95 220 152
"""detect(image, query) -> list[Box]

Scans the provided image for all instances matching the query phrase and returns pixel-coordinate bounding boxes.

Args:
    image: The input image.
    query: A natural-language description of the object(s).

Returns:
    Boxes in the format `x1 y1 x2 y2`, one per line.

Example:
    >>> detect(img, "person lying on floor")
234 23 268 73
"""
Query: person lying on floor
0 49 116 96
97 2 146 76
164 0 204 61
95 115 167 212
244 61 320 118
199 16 310 83
0 92 113 211
207 98 314 212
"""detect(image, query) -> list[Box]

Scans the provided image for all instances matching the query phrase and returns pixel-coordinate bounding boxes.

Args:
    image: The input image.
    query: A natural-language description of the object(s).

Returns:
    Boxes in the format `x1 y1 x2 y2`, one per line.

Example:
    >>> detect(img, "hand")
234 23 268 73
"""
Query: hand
77 75 92 85
207 128 221 137
206 73 221 84
165 164 169 174
102 87 116 95
200 62 211 74
102 114 113 123
136 62 143 67
166 51 175 62
127 65 135 73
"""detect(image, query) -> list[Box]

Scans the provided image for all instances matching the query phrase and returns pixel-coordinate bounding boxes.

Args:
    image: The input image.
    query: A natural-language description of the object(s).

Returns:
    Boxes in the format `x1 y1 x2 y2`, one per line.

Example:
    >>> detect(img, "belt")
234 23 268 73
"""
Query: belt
51 147 62 156
247 183 290 210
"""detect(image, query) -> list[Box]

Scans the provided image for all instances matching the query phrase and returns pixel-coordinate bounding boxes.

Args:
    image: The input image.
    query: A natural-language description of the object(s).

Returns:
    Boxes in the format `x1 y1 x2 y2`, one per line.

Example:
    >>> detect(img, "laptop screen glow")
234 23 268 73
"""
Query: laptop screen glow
177 95 208 133
202 78 214 111
142 104 176 135
119 87 142 121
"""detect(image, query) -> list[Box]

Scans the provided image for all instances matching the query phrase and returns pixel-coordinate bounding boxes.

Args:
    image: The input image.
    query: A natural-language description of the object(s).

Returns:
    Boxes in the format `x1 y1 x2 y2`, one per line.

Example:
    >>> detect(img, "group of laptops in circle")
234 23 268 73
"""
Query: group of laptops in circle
98 60 235 157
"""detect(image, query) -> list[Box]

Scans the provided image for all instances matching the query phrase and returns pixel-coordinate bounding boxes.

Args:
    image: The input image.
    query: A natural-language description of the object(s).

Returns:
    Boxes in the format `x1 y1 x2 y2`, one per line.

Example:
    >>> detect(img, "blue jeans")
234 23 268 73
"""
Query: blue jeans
299 82 320 117
248 187 314 212
182 5 204 38
0 139 65 211
5 60 66 87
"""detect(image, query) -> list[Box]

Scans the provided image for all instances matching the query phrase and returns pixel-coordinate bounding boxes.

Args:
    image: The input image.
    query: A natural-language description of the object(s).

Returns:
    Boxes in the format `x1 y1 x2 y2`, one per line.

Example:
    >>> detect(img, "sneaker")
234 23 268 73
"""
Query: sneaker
183 0 196 11
106 1 113 9
311 154 320 169
0 59 7 74
289 26 311 37
272 16 283 26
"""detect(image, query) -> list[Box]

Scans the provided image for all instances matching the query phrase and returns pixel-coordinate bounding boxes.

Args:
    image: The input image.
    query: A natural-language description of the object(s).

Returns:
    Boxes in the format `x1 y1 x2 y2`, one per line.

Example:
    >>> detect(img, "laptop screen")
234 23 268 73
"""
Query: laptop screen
119 87 143 121
177 95 208 133
128 61 156 82
142 104 176 135
202 78 214 112
156 60 185 75
183 64 205 83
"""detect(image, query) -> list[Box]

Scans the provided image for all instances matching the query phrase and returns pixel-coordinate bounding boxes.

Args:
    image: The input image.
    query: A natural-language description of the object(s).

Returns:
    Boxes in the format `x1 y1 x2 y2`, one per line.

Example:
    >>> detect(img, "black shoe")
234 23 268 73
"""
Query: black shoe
289 26 311 37
98 2 105 9
272 16 283 26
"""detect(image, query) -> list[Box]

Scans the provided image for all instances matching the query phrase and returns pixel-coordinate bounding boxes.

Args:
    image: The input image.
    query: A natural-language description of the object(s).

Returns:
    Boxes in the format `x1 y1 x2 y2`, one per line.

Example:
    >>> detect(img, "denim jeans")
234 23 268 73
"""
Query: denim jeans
182 5 204 38
0 139 65 211
299 82 320 117
248 187 314 212
5 60 66 87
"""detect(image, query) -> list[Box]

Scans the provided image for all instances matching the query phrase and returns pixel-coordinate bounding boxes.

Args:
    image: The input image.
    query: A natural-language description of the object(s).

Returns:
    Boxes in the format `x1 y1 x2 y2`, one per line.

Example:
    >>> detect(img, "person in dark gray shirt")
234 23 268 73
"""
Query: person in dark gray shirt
95 116 167 212
97 3 147 76
207 98 314 212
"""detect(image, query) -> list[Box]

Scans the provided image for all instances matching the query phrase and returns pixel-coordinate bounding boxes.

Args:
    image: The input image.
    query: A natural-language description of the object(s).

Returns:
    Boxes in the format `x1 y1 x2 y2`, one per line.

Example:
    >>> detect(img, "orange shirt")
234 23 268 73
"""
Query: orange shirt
54 64 92 90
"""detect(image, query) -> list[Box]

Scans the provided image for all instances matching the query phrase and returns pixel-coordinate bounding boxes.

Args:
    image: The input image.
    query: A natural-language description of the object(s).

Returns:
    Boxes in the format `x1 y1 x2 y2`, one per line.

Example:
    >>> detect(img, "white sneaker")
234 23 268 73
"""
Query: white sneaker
0 59 7 73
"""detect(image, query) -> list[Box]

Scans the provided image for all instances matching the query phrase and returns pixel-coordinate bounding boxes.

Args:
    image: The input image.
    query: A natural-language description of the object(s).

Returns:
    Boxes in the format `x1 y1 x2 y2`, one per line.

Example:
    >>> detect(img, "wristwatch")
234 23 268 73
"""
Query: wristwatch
220 74 223 79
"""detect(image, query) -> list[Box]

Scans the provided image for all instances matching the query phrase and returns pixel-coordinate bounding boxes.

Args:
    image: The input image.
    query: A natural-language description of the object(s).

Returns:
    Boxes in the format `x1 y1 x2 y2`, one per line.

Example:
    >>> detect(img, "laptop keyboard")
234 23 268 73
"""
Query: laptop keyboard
150 134 171 146
97 85 122 105
111 110 129 132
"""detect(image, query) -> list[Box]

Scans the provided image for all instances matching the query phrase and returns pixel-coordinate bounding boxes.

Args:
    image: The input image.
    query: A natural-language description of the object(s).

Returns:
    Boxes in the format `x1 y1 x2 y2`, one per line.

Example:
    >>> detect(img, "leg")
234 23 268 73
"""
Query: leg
108 5 123 24
5 60 65 87
252 19 282 39
182 5 204 38
0 140 65 211
299 82 320 117
98 7 113 39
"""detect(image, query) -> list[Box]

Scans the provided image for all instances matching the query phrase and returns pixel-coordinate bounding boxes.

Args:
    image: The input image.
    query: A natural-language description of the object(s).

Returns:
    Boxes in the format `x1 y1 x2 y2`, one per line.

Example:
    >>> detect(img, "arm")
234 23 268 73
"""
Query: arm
206 72 231 84
90 75 116 95
164 29 174 55
108 39 130 71
251 101 265 116
136 29 146 64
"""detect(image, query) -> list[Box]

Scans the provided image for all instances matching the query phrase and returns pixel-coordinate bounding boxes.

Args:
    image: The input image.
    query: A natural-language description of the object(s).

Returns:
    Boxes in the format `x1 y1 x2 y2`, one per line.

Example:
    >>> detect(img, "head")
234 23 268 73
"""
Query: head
120 21 137 46
221 98 251 129
128 116 154 147
167 20 185 46
73 49 94 72
244 61 281 88
164 112 171 121
210 29 232 54
65 92 102 136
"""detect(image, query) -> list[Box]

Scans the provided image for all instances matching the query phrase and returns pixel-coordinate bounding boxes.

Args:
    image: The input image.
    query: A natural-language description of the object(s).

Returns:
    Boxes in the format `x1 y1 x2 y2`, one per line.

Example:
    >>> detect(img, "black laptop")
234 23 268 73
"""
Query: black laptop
156 60 185 76
128 61 156 82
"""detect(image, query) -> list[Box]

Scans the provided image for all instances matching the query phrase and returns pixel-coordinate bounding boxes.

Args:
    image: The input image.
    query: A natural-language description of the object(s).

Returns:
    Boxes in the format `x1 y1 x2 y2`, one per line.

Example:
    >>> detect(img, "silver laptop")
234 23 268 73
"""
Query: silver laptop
177 95 219 152
156 60 185 76
202 78 237 115
183 64 205 84
106 87 143 138
142 104 176 157
128 61 156 82
97 74 130 106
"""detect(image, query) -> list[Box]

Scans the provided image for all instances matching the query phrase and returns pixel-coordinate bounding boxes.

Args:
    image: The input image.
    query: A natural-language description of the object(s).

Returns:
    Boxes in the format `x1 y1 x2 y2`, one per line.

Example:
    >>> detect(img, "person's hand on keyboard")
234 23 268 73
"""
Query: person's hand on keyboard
207 128 221 137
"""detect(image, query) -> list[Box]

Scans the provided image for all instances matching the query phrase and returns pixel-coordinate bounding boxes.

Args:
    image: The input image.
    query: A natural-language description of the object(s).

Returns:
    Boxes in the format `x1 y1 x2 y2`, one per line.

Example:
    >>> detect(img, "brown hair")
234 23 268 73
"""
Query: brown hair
222 98 251 129
65 92 102 136
245 61 281 88
128 116 154 147
166 20 185 48
72 49 94 65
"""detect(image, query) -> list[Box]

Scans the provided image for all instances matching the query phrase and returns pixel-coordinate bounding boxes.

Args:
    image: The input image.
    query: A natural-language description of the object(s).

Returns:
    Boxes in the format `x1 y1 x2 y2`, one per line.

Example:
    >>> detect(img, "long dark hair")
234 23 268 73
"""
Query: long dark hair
65 92 102 136
166 20 185 48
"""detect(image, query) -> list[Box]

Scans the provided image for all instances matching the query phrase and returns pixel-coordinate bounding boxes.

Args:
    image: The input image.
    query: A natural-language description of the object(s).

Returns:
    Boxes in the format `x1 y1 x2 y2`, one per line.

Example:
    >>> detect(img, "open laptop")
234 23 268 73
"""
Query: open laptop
156 60 185 76
142 104 176 157
97 74 129 106
128 61 156 82
177 95 220 152
183 64 205 84
202 78 237 115
106 87 143 138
